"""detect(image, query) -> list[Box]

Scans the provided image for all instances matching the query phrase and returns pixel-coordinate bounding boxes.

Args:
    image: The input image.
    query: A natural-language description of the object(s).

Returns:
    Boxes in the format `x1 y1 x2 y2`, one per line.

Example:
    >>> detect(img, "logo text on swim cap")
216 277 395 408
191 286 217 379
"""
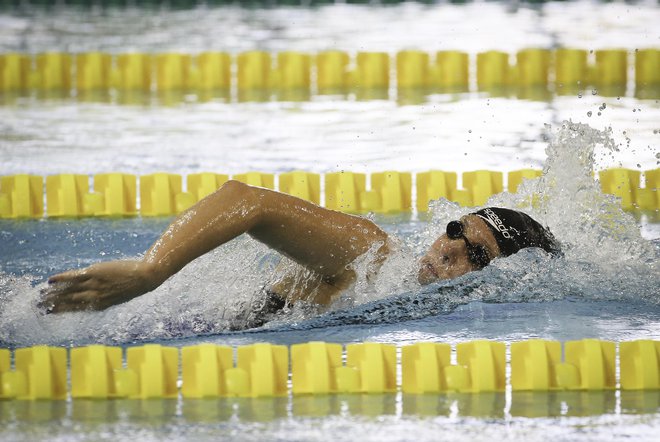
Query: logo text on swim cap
479 208 513 239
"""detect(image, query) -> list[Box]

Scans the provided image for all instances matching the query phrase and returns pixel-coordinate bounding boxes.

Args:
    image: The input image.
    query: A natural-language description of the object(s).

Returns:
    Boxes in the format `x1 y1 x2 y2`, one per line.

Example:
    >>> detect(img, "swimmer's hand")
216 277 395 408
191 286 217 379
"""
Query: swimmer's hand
39 260 160 314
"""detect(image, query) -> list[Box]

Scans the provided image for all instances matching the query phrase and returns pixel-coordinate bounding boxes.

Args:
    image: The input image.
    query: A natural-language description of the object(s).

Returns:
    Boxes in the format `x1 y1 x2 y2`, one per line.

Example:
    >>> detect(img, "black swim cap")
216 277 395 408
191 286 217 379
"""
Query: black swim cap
472 207 561 257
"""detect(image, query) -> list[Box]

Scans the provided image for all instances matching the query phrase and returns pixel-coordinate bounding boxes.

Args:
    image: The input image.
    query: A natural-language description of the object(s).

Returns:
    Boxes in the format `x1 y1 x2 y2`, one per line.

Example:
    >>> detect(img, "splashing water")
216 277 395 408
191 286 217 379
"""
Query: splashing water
0 237 286 346
489 122 658 303
0 121 658 346
305 121 658 330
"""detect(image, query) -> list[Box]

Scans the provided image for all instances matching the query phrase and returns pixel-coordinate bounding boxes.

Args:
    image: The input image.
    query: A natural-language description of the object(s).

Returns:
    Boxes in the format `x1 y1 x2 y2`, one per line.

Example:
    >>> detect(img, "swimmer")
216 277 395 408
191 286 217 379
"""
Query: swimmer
41 180 560 315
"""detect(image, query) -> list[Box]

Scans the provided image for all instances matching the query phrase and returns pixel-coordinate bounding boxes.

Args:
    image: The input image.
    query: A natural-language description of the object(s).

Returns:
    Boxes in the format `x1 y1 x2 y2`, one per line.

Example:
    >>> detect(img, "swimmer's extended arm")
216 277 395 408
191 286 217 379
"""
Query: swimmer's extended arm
42 180 389 313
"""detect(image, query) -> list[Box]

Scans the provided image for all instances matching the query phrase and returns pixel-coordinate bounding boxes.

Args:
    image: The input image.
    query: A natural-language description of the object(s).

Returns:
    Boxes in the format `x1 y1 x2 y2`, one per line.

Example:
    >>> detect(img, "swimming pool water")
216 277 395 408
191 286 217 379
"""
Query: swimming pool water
1 1 659 441
1 2 659 176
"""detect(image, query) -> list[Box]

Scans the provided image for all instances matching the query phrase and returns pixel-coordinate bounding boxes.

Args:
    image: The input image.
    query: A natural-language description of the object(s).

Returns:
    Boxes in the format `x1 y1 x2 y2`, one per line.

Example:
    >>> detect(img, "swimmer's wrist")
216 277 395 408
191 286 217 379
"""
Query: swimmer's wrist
139 260 168 290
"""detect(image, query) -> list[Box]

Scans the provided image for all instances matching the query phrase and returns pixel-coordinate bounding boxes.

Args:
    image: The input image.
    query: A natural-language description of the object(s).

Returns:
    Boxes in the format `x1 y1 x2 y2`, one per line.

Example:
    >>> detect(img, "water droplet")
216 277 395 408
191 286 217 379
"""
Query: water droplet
587 111 592 117
591 89 598 95
597 112 602 116
577 93 582 98
468 130 472 133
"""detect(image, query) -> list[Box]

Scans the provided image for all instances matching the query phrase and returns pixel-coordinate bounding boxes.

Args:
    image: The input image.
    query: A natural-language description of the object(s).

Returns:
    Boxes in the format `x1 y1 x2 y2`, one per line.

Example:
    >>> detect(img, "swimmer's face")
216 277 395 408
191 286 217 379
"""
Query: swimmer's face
418 214 501 284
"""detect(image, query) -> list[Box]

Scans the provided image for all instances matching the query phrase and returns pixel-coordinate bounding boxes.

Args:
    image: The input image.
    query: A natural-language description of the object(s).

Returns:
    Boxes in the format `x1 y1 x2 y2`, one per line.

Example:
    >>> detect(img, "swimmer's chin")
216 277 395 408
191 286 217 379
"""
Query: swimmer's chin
417 264 440 285
418 262 478 284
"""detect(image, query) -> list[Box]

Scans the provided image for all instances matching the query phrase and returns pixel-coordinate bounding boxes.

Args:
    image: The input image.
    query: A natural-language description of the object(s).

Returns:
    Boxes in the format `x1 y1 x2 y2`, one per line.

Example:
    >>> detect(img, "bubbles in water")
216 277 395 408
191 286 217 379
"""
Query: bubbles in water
426 120 659 309
0 237 286 346
1 121 658 346
345 239 419 309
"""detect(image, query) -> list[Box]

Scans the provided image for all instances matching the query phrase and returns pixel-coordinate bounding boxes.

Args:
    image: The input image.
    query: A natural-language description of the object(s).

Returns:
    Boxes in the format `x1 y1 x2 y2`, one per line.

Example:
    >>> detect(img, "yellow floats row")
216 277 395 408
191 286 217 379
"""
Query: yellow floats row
0 48 658 97
0 168 657 219
0 339 657 401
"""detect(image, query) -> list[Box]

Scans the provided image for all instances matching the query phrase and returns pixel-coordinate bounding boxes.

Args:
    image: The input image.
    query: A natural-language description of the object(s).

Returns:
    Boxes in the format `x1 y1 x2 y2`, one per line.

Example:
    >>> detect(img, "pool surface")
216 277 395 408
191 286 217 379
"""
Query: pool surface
1 1 659 441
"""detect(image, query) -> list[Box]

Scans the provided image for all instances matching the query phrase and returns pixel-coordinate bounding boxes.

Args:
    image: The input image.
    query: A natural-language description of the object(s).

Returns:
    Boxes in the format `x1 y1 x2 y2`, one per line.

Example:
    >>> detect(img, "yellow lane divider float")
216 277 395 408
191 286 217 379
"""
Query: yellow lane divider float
0 339 658 400
1 48 659 100
0 168 657 219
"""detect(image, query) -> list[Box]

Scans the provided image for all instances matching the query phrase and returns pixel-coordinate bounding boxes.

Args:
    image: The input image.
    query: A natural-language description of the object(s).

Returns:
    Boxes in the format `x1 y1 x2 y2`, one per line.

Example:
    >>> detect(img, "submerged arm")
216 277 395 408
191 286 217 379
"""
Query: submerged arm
42 180 389 312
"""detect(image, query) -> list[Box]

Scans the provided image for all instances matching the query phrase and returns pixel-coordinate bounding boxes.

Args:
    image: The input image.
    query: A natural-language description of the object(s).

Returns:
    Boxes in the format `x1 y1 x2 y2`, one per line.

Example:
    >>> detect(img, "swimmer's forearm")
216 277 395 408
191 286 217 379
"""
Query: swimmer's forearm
138 179 389 286
140 180 262 285
44 180 389 313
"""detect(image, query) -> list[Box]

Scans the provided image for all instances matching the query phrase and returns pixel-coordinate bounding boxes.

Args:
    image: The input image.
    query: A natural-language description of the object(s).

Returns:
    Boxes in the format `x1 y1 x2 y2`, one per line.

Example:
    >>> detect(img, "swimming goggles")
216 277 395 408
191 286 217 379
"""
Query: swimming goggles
446 220 492 269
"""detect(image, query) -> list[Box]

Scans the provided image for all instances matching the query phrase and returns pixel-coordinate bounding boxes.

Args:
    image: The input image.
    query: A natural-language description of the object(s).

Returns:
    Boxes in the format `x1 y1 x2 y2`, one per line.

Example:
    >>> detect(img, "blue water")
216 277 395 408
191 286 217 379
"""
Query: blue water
1 214 658 348
1 1 660 440
1 215 659 441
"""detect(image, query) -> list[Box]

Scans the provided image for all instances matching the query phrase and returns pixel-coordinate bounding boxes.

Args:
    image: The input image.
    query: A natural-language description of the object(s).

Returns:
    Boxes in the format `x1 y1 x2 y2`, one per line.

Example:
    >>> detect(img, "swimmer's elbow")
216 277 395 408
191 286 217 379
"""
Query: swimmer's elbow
220 179 250 194
216 179 260 204
218 179 265 226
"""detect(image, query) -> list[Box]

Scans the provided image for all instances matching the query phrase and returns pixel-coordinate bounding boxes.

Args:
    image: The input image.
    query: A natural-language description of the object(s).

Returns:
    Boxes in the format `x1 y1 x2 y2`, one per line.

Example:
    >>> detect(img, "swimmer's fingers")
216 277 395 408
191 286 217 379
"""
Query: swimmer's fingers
41 265 113 306
67 290 112 312
40 276 94 300
40 290 112 314
40 281 75 298
38 279 96 313
41 260 158 314
47 268 91 285
37 290 74 313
